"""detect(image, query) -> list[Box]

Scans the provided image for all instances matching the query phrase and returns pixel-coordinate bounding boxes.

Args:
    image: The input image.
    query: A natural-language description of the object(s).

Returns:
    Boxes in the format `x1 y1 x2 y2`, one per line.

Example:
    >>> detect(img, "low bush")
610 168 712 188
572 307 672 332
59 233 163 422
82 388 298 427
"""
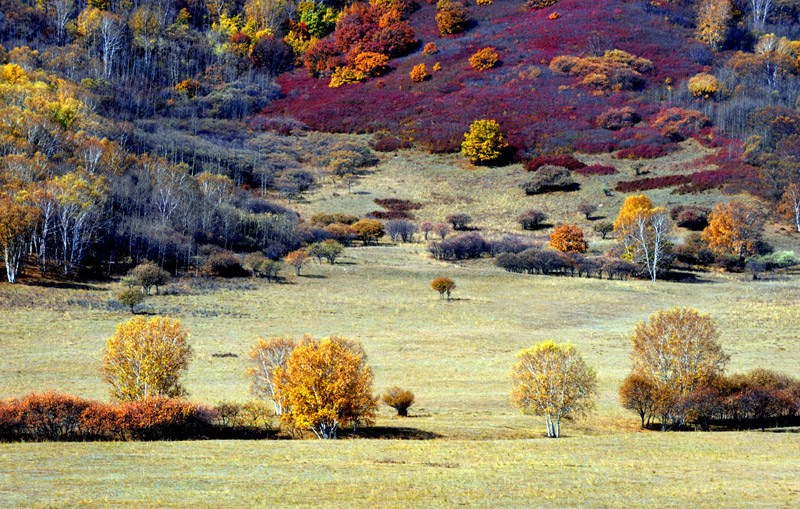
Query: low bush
469 47 499 70
382 387 415 416
596 106 640 130
371 134 411 152
615 144 672 160
614 174 692 193
574 165 618 176
518 209 547 230
522 166 578 194
374 198 424 212
670 205 710 230
428 232 490 260
202 252 248 278
310 213 360 226
446 213 472 230
436 0 470 35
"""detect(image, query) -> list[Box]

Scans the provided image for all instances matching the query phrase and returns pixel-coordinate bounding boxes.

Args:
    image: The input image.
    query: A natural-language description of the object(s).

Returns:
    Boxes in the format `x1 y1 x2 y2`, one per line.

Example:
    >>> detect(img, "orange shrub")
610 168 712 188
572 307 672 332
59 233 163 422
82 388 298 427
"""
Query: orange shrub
688 72 723 99
353 52 389 75
469 47 499 70
433 62 442 71
549 11 561 19
476 0 492 4
549 224 588 253
436 0 469 35
422 42 438 55
410 63 428 82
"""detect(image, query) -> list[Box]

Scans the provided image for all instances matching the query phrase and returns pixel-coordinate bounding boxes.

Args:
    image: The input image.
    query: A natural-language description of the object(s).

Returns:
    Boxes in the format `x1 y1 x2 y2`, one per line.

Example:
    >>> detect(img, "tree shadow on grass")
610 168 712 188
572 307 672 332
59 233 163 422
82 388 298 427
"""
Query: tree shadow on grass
298 274 327 279
662 271 717 284
28 281 107 291
344 426 443 440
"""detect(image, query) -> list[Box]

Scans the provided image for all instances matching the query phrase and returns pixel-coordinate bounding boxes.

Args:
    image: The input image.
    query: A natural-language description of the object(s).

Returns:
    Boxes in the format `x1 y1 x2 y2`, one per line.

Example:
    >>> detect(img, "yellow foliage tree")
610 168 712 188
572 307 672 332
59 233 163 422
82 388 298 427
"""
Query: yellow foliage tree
102 316 193 402
613 195 672 281
688 72 723 99
695 0 731 51
431 276 455 299
285 249 310 275
329 66 366 87
274 336 377 439
0 196 40 283
410 62 428 82
511 341 597 438
630 308 728 428
460 119 508 164
702 201 763 257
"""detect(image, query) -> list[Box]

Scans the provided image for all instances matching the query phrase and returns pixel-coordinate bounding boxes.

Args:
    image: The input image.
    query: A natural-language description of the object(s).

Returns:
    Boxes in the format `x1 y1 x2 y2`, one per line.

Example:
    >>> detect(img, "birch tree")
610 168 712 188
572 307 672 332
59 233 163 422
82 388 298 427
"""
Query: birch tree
511 341 597 438
246 337 296 416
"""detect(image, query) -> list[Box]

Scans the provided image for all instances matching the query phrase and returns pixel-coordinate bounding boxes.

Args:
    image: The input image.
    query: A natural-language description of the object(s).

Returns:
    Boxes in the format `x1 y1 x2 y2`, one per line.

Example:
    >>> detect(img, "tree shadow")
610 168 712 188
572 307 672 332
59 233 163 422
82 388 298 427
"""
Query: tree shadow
661 271 716 284
28 281 107 291
298 274 327 279
344 426 443 440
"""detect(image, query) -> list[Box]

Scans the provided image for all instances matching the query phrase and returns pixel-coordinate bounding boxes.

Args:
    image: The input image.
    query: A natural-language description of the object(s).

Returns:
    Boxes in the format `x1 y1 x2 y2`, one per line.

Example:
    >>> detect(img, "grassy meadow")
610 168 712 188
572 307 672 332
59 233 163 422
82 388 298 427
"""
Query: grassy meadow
2 146 800 505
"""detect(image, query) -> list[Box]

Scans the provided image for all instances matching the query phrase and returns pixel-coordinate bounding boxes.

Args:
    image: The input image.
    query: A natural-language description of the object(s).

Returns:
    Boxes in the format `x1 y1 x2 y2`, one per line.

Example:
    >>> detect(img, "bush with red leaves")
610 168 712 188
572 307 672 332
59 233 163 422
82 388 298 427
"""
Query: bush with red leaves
596 106 641 130
615 144 671 160
525 155 586 172
574 165 618 176
614 174 692 192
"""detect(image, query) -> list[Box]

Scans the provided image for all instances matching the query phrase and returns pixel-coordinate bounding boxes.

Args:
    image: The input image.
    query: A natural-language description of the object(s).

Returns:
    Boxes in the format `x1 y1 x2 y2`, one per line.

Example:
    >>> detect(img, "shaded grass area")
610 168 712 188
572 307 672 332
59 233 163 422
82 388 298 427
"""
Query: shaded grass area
0 434 798 506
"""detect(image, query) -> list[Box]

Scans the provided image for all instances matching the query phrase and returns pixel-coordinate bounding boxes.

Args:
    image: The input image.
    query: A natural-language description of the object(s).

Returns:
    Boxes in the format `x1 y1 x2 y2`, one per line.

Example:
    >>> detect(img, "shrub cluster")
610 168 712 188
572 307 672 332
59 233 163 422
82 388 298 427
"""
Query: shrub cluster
410 63 428 82
202 251 249 278
436 0 470 35
651 107 710 142
596 106 641 130
549 50 653 91
525 155 586 172
469 48 500 71
310 213 360 226
428 232 490 260
670 205 710 230
517 209 547 230
622 369 800 431
522 166 578 194
687 72 723 99
370 133 411 152
574 164 618 176
496 249 641 279
0 393 218 442
461 119 508 164
367 198 423 220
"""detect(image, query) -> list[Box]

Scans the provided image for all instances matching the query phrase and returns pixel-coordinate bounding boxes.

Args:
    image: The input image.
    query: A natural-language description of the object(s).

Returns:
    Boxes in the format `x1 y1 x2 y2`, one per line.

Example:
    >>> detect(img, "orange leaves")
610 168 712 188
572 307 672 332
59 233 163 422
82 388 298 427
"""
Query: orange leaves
285 249 310 275
436 0 469 36
274 336 376 439
778 183 800 232
431 276 455 299
410 62 428 82
0 196 40 283
469 47 499 71
549 223 587 253
702 201 763 257
353 51 389 76
422 42 438 55
102 316 193 402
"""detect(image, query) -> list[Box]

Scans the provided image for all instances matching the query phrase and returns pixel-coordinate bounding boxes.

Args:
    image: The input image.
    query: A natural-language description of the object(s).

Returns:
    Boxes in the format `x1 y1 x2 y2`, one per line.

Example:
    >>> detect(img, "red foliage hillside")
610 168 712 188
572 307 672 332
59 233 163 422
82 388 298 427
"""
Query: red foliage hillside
264 0 704 157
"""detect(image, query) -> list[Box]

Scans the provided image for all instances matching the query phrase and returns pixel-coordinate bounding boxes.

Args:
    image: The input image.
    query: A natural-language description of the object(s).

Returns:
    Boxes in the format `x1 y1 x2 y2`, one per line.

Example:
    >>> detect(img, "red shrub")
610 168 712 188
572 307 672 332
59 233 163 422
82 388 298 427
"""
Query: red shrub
525 155 586 172
374 198 424 211
366 210 414 219
614 174 692 192
596 106 640 130
575 164 618 176
615 144 671 160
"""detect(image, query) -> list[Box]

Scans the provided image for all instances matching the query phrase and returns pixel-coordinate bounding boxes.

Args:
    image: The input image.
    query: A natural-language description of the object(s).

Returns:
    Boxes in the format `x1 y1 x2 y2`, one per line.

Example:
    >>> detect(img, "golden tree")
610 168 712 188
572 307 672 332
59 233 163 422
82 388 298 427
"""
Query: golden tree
102 316 193 402
381 386 415 417
461 119 508 164
285 249 310 275
431 276 456 299
549 224 587 253
247 337 296 416
469 47 499 70
613 194 672 281
702 201 763 257
630 308 728 428
511 341 597 438
695 0 731 51
0 196 40 284
351 219 385 244
274 336 377 439
778 183 800 232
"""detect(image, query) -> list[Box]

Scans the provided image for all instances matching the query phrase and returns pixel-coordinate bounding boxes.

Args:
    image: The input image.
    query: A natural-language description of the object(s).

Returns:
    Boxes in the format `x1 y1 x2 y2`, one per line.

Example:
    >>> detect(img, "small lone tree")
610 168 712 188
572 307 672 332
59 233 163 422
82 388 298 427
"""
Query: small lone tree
247 337 296 416
115 287 146 313
578 202 598 220
382 386 415 417
420 221 434 240
446 213 472 231
432 222 451 239
351 219 385 245
619 373 657 428
124 261 170 295
285 249 309 275
593 221 614 239
274 336 377 439
431 277 456 300
511 341 597 438
461 119 508 164
102 316 193 402
518 209 547 230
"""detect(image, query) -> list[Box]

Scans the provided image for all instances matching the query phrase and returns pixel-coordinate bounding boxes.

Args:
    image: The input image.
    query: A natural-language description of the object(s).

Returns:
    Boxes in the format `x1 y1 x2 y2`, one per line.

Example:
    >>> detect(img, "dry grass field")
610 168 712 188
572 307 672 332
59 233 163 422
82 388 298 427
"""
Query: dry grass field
1 146 800 506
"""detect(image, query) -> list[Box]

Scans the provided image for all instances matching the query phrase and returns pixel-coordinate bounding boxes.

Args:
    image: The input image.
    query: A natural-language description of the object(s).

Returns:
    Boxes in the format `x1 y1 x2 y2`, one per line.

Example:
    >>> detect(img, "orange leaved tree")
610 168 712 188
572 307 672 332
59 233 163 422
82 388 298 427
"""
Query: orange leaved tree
285 249 310 275
274 336 377 439
613 194 672 281
549 224 588 253
247 337 296 416
102 316 193 401
702 201 763 258
511 341 597 438
431 276 456 300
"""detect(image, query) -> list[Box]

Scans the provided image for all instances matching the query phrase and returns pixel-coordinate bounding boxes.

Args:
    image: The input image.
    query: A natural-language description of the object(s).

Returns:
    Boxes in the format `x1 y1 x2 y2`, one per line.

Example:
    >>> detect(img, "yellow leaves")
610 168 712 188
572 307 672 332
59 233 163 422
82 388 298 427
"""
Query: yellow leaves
469 47 499 71
702 201 763 257
695 0 731 50
613 194 653 234
0 64 27 84
410 63 428 82
460 119 508 164
688 72 723 99
102 316 193 402
329 66 366 88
